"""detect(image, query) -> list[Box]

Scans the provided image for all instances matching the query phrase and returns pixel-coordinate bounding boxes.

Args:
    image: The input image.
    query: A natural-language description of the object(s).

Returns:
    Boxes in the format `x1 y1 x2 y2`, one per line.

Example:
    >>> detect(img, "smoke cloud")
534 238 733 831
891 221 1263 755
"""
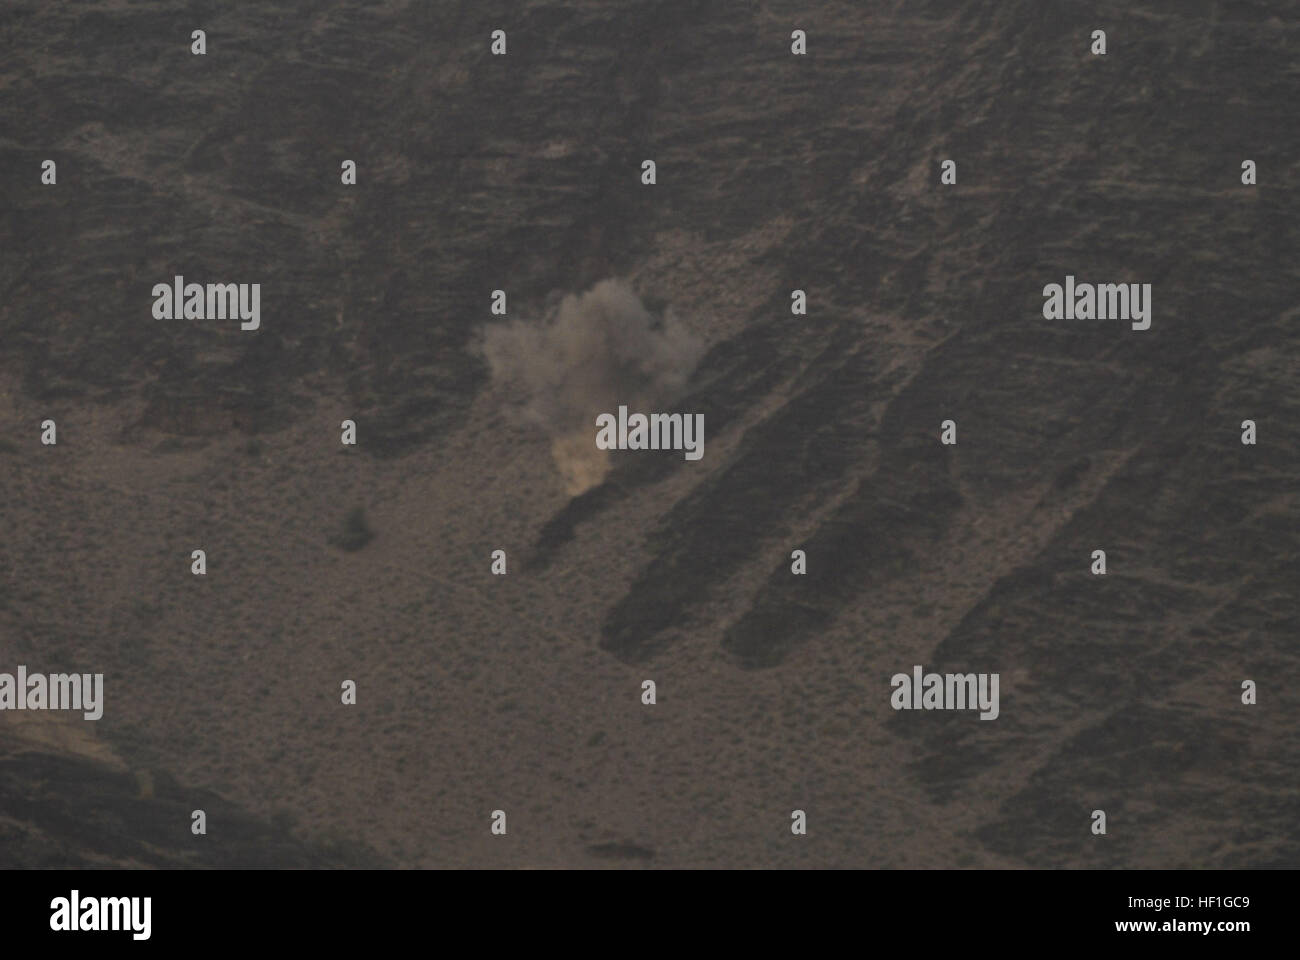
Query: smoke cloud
481 279 705 495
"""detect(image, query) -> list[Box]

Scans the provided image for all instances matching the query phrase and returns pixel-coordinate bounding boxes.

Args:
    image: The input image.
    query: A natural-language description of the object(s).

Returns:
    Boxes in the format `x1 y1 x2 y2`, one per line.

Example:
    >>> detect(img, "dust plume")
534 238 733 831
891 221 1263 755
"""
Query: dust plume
481 279 705 495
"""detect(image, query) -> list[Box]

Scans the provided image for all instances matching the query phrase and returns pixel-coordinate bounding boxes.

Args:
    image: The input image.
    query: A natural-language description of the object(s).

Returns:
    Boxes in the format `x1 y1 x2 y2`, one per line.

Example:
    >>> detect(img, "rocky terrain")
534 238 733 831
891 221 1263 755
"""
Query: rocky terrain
1 0 1297 868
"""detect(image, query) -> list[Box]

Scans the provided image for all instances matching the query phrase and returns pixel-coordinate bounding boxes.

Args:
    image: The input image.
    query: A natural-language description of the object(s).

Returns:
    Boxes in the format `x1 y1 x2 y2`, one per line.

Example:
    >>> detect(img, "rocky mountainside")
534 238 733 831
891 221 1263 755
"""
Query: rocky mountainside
2 0 1297 868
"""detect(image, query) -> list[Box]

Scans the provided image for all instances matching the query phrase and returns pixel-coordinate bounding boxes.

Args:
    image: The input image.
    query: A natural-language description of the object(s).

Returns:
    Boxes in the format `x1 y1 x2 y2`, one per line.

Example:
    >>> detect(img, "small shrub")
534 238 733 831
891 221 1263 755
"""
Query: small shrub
329 506 374 552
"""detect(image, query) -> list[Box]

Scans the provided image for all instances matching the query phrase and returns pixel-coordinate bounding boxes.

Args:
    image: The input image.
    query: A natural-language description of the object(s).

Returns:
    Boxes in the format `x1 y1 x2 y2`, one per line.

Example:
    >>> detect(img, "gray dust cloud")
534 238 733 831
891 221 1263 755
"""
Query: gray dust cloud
480 279 705 493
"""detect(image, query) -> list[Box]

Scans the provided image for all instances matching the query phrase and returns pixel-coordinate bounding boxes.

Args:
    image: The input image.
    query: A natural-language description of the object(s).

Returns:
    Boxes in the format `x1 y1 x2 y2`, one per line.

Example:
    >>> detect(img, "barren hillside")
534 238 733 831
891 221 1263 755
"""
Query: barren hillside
1 0 1297 868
